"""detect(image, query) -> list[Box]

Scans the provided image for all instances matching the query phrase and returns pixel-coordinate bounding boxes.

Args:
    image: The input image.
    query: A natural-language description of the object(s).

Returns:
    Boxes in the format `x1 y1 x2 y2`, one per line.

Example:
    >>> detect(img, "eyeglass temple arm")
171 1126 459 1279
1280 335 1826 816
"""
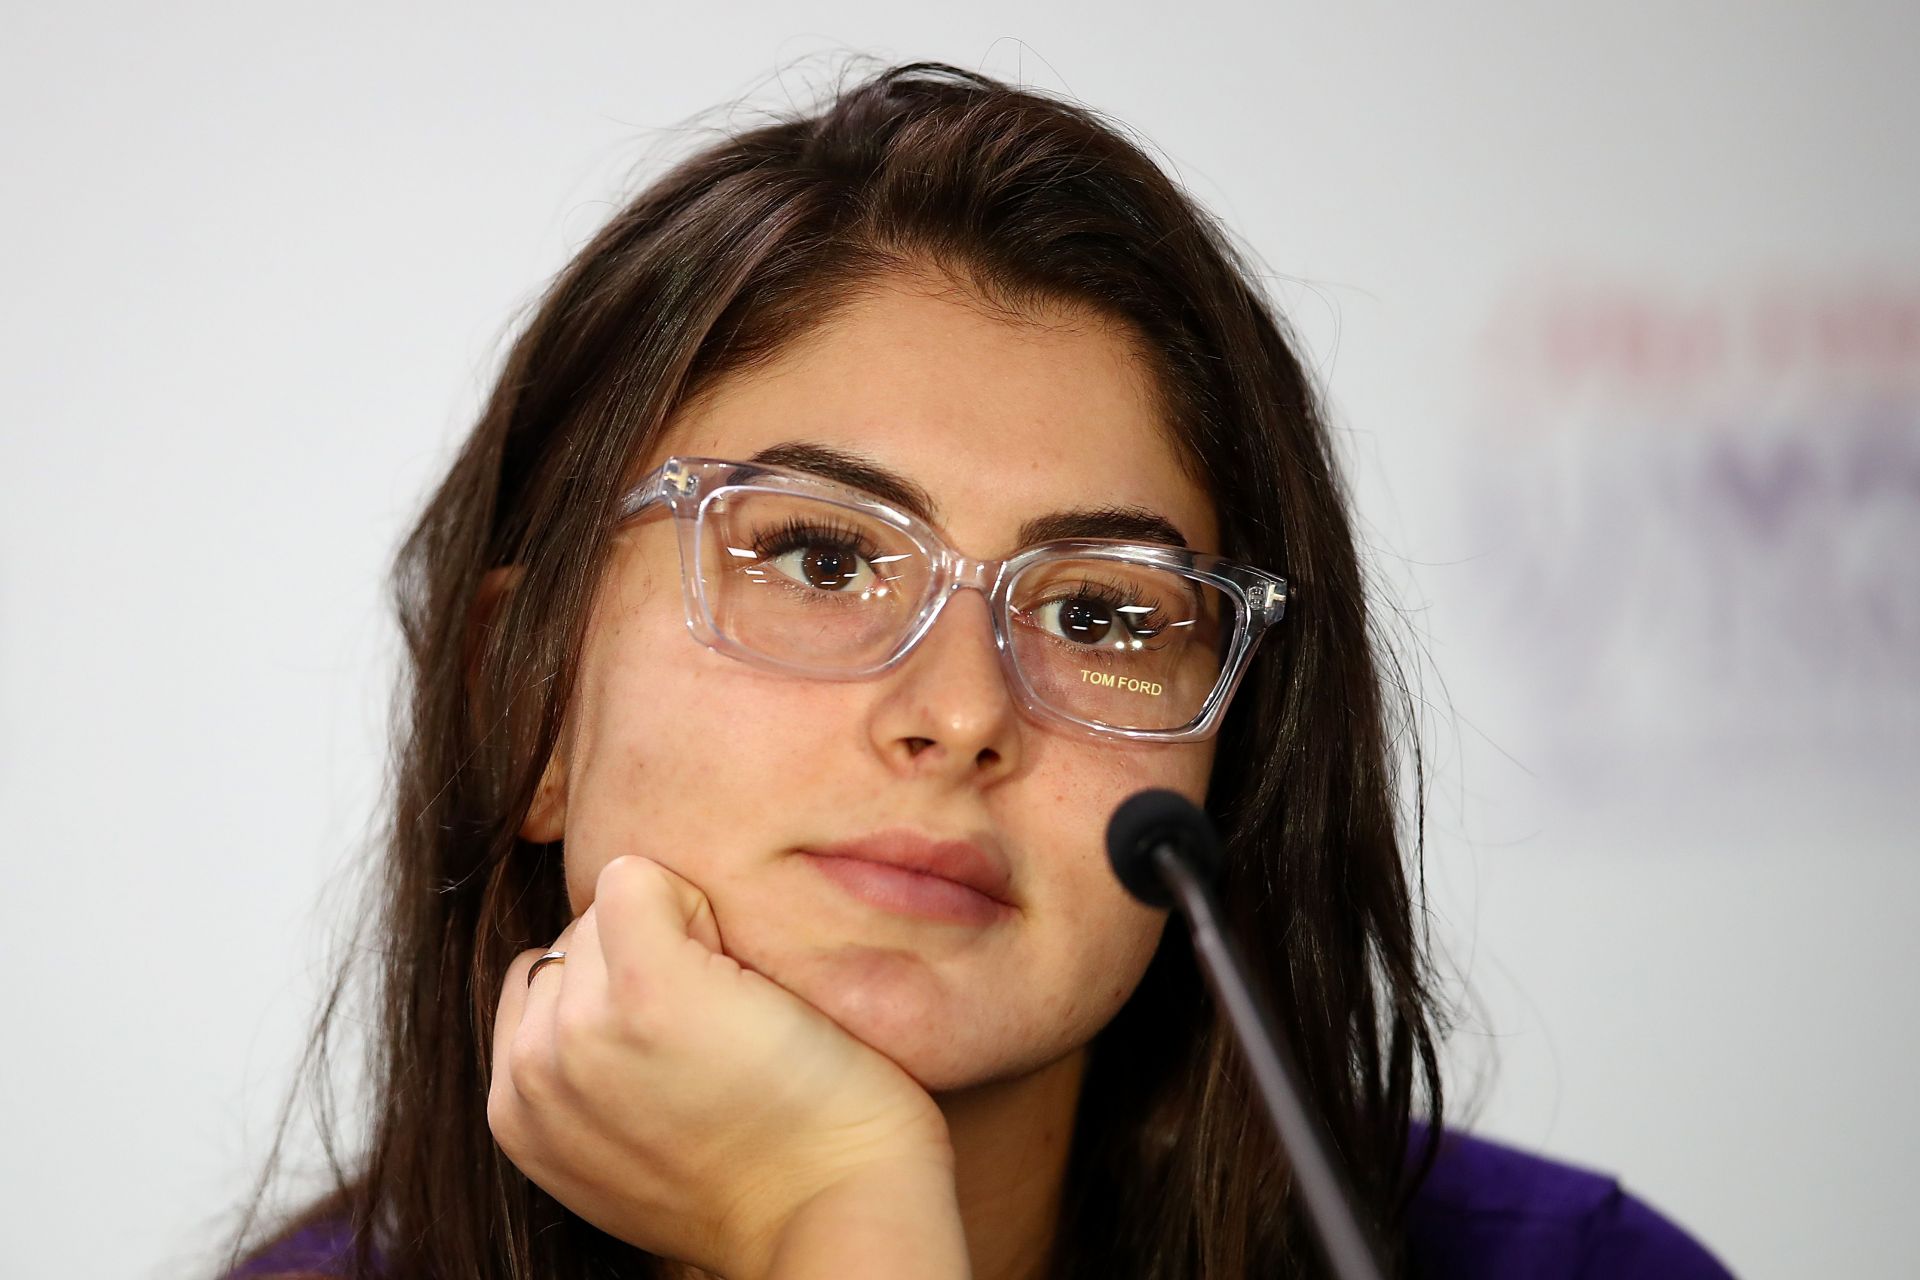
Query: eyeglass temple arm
615 463 686 522
1250 575 1288 628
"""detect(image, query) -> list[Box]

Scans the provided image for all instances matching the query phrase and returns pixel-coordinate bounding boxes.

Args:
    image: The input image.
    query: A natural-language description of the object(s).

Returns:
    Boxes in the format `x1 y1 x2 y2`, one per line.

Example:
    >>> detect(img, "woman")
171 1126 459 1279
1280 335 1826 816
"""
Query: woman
218 60 1728 1280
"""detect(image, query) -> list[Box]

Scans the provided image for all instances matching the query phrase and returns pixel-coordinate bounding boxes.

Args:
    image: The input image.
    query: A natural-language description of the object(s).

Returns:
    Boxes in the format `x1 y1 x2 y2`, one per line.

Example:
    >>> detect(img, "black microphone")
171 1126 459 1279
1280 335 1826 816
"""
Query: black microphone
1106 789 1388 1280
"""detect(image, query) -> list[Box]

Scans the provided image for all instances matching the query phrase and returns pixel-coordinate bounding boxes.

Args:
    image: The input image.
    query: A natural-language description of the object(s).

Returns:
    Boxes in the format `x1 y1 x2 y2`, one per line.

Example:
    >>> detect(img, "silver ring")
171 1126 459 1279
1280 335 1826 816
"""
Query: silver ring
526 949 568 987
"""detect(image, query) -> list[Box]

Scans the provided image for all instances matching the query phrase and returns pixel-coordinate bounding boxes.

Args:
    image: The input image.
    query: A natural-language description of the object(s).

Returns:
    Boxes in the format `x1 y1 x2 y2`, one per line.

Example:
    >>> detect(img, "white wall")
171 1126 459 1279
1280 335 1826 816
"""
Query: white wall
3 4 1913 1276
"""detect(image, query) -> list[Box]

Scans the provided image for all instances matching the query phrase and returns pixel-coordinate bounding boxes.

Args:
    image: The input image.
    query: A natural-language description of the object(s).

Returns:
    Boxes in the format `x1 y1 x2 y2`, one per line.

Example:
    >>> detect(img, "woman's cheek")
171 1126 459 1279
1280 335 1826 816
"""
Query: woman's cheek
1041 893 1167 1034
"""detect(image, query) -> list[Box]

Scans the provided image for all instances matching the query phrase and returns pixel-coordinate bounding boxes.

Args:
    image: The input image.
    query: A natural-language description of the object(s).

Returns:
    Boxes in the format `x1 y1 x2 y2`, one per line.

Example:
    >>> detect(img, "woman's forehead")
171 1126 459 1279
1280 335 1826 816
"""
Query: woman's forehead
651 278 1220 553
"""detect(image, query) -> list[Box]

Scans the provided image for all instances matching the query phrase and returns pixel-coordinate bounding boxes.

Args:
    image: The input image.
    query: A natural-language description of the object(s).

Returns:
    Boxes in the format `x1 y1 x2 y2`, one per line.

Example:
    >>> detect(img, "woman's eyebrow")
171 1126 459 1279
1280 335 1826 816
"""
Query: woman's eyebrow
745 440 1192 549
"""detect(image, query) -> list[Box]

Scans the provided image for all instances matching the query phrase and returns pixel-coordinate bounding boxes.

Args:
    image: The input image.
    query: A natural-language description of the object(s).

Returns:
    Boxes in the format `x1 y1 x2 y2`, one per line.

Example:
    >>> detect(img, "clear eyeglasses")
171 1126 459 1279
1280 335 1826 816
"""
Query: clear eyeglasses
615 456 1289 743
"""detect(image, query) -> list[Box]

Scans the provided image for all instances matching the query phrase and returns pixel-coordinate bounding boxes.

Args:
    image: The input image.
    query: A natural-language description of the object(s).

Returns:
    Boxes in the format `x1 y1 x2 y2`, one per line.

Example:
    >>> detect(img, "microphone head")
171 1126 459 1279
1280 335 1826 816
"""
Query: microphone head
1105 788 1223 909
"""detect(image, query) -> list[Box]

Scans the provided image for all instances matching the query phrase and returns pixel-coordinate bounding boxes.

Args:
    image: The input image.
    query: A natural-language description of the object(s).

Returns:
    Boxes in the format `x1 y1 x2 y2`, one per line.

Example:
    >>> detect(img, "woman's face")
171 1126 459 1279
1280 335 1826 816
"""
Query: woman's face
526 271 1220 1093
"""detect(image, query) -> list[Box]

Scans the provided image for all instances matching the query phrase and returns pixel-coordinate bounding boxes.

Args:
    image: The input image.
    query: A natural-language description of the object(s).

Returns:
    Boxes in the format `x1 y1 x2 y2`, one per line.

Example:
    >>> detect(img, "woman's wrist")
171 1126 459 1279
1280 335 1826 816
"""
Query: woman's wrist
752 1153 969 1280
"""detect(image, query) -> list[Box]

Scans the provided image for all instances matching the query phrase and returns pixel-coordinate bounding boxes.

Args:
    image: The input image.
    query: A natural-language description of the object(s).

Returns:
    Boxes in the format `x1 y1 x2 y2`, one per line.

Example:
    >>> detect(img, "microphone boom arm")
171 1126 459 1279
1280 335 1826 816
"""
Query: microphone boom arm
1152 843 1389 1280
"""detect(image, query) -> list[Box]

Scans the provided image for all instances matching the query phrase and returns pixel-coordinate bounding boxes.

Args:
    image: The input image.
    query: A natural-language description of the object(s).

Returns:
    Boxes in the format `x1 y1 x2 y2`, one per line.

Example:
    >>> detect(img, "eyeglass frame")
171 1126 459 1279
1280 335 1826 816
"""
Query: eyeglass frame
613 455 1289 743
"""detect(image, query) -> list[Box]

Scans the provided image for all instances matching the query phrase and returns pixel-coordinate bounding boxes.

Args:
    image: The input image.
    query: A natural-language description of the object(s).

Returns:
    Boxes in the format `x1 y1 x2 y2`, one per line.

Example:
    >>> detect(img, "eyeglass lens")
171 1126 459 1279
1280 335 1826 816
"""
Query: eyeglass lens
694 488 1234 733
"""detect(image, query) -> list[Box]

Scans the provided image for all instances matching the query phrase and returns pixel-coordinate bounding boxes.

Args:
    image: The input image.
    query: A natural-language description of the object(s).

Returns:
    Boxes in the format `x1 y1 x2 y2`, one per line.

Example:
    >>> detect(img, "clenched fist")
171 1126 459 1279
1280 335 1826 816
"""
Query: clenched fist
487 855 963 1279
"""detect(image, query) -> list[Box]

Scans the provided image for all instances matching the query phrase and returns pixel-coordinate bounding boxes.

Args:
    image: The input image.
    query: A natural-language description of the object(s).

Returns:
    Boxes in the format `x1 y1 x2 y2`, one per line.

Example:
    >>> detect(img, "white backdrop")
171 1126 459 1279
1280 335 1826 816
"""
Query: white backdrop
3 4 1914 1277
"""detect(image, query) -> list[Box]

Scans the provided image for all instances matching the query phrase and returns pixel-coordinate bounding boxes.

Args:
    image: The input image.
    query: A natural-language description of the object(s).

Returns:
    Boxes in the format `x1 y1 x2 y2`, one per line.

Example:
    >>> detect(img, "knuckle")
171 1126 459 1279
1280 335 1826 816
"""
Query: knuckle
610 1006 653 1046
597 854 656 897
549 996 598 1056
504 1032 553 1102
485 1082 525 1152
604 956 663 1024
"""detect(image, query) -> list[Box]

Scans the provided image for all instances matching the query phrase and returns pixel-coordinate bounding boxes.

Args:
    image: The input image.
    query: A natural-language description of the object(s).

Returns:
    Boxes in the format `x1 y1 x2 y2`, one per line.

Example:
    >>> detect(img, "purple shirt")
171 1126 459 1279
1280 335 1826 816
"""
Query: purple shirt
229 1123 1736 1278
1403 1121 1736 1277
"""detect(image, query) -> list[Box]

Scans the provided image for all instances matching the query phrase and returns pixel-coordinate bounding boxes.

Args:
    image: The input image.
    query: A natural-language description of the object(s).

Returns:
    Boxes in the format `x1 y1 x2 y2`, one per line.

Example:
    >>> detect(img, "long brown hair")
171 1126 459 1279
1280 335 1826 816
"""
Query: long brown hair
221 58 1450 1280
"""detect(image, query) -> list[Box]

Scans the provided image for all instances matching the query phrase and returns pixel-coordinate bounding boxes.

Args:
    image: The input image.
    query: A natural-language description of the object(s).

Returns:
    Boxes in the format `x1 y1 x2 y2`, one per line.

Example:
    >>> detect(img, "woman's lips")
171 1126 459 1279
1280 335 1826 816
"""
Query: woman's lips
799 852 1014 926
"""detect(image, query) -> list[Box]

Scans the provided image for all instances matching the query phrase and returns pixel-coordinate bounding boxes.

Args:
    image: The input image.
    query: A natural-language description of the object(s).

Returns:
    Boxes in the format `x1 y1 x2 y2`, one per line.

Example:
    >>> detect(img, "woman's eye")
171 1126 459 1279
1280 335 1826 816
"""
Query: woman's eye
766 542 878 593
1036 596 1115 644
1032 595 1164 647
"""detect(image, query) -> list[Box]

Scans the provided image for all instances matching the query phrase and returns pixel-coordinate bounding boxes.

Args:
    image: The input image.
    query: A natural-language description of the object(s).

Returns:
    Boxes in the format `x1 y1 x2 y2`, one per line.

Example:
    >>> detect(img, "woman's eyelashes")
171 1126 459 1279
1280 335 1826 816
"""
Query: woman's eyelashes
1024 588 1169 649
751 519 886 592
762 538 1173 651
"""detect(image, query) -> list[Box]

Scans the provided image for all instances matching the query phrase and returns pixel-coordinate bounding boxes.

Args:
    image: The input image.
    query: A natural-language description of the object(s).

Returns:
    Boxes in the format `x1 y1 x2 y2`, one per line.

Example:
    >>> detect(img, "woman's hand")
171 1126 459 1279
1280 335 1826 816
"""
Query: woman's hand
487 855 965 1280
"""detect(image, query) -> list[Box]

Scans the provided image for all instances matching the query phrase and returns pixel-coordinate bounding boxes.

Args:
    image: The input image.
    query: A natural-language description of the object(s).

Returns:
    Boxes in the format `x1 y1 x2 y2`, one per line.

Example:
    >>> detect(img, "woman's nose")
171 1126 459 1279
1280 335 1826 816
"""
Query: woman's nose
866 584 1023 777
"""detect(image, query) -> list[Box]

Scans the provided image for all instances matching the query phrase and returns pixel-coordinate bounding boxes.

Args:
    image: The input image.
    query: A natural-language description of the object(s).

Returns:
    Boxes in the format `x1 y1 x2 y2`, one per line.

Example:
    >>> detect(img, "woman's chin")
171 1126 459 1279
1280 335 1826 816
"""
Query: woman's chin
771 941 1028 1092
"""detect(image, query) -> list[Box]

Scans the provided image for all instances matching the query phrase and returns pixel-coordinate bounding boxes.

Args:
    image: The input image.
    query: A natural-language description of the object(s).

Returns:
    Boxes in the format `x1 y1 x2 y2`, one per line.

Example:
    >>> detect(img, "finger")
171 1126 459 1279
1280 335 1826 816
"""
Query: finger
550 901 610 1026
491 945 542 1103
592 856 727 995
495 942 546 1042
532 913 583 986
490 941 583 1192
495 903 584 1068
524 905 601 1060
